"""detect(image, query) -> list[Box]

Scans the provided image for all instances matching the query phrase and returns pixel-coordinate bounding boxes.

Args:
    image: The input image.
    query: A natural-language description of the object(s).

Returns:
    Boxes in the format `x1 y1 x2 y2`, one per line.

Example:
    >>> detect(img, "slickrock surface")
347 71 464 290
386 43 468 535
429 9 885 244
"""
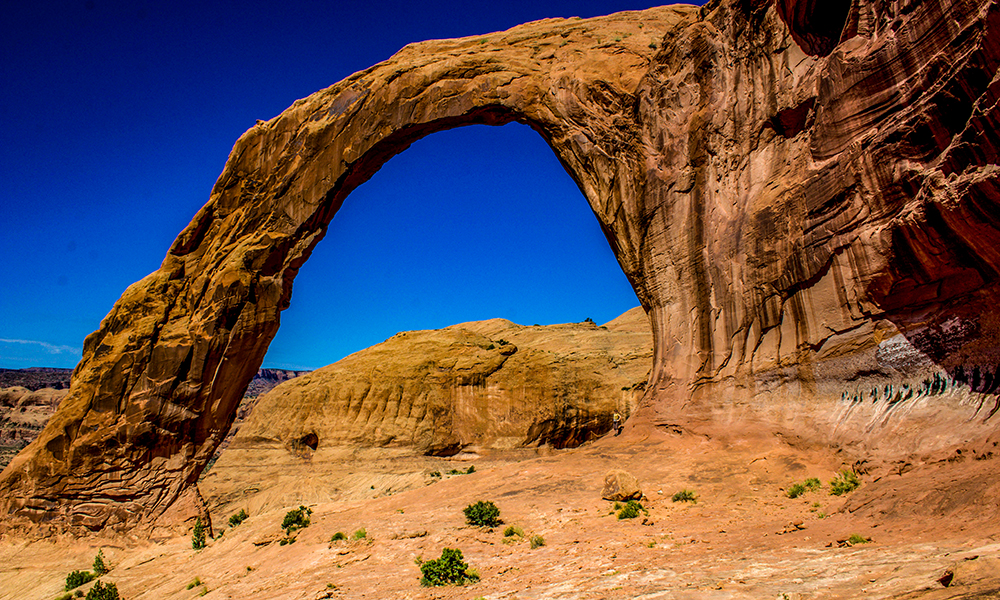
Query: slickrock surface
1 0 998 534
236 309 650 454
2 429 998 599
200 309 651 514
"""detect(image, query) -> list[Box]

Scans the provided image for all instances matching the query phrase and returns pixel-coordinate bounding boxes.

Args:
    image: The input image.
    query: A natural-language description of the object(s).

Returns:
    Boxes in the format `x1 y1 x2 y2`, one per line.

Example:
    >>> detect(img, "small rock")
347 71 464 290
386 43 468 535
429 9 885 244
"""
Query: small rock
252 531 282 546
391 530 428 539
602 469 642 501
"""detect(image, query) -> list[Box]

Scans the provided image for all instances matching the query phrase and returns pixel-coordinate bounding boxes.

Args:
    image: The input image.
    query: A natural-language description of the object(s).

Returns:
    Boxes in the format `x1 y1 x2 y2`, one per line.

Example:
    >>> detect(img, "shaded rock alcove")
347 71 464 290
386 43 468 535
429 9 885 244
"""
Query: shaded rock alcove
2 0 999 531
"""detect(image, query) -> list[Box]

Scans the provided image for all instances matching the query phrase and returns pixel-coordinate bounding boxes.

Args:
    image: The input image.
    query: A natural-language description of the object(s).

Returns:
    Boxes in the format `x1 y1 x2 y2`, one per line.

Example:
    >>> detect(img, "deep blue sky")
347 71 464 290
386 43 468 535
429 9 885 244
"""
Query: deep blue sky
1 0 700 371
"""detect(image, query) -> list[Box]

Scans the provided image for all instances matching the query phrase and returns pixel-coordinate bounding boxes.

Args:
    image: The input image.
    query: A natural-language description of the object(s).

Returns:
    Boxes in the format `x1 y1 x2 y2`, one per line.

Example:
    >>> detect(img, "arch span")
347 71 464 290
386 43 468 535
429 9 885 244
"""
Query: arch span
0 7 692 530
4 0 1000 531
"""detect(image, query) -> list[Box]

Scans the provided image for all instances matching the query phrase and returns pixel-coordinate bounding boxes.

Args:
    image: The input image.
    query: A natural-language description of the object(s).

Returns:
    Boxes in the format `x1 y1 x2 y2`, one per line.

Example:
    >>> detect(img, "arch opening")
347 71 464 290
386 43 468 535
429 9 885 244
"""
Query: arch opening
263 122 640 371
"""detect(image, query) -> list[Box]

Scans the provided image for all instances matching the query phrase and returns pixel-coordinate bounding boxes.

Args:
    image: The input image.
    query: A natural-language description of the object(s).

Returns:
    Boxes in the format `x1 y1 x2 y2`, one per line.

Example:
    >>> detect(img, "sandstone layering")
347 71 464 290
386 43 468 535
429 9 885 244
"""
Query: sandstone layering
201 309 651 514
2 0 999 530
232 309 650 456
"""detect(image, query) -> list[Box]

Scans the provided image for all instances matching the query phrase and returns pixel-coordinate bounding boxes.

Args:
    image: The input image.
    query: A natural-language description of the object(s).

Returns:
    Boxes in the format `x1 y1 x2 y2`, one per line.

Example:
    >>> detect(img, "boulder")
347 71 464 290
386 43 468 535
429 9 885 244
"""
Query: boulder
602 470 642 502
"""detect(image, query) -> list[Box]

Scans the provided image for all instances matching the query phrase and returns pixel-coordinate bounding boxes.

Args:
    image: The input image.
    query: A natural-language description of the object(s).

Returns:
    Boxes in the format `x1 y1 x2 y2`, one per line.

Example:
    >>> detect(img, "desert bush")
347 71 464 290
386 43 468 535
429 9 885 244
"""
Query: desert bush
829 470 860 496
330 532 347 541
847 533 870 545
787 483 806 499
282 505 312 533
672 489 697 503
788 477 823 498
84 581 120 600
92 550 109 576
418 548 480 587
352 528 367 540
464 500 501 527
65 570 96 591
503 525 524 538
530 535 545 549
466 465 475 474
228 508 249 528
187 578 202 590
192 516 206 550
617 500 644 520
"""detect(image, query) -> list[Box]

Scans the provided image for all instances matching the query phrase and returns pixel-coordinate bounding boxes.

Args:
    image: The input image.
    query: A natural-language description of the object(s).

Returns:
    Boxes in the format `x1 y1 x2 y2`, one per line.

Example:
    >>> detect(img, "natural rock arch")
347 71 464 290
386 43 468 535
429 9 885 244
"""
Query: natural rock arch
2 0 1000 531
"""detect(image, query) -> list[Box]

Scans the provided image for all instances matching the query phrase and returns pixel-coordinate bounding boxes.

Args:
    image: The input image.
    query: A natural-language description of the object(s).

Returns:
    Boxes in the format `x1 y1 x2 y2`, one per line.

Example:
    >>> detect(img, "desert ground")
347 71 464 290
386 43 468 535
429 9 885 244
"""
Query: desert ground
2 420 998 600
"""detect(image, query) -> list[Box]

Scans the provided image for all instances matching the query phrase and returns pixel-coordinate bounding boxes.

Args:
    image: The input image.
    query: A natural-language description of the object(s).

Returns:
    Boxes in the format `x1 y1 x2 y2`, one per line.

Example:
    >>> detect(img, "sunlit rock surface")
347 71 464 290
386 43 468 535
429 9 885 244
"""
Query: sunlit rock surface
2 0 998 530
232 309 650 456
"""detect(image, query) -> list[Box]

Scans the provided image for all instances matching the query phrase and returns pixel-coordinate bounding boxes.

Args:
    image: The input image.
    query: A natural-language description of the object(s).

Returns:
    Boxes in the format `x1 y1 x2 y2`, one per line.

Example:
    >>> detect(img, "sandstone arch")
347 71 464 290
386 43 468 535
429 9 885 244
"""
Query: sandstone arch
3 0 1000 531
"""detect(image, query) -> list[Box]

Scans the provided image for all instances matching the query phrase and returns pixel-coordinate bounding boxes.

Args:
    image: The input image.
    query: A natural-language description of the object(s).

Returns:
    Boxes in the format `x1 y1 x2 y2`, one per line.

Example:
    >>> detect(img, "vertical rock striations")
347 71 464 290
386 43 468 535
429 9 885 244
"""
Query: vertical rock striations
1 0 999 530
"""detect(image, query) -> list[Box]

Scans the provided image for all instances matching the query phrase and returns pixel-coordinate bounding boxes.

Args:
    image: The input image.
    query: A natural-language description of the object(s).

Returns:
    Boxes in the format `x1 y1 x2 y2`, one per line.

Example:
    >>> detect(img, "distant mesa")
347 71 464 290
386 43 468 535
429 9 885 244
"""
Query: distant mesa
2 0 999 531
0 367 73 391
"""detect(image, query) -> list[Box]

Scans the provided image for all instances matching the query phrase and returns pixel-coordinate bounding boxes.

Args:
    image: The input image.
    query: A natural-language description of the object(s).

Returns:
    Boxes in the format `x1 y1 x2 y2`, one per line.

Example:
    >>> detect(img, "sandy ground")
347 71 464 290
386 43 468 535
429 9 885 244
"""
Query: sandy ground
2 425 999 600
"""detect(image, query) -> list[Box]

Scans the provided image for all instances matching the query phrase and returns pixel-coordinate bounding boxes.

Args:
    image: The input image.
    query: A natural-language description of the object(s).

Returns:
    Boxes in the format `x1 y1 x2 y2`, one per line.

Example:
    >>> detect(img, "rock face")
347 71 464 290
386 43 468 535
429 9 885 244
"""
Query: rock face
232 309 651 456
2 0 999 530
200 310 650 514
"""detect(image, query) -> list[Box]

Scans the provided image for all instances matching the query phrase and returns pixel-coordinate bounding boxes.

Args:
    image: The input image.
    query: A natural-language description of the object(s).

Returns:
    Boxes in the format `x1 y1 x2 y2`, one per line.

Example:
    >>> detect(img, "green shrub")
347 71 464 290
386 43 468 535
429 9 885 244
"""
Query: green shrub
464 500 501 527
530 535 545 549
228 508 249 528
503 525 524 538
75 591 84 599
466 465 476 474
187 578 202 590
330 532 347 541
617 500 644 519
282 505 312 533
672 489 697 503
192 516 206 550
787 483 806 499
84 581 120 600
352 528 367 540
92 550 109 576
56 594 73 600
419 548 480 587
65 570 96 591
789 477 823 498
829 470 860 496
847 533 870 545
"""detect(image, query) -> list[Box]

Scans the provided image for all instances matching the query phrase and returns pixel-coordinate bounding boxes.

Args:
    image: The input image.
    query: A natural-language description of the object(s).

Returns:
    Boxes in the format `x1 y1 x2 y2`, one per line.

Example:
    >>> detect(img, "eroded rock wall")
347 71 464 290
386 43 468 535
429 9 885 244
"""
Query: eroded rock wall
1 0 998 531
637 0 1000 458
